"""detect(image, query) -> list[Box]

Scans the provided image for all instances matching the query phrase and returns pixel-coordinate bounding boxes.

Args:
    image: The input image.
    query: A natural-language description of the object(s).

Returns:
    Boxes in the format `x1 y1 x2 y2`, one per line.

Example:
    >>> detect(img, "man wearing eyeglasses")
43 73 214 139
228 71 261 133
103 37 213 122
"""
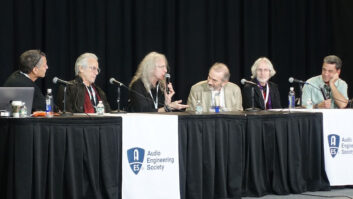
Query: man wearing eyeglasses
56 53 111 113
3 49 48 112
302 55 348 109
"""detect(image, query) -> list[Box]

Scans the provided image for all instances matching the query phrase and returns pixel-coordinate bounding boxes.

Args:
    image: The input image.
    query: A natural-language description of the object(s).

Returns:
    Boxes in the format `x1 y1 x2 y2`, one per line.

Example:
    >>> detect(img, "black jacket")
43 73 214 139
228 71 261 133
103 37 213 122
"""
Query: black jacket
127 78 165 112
3 70 46 112
56 76 111 113
242 79 282 110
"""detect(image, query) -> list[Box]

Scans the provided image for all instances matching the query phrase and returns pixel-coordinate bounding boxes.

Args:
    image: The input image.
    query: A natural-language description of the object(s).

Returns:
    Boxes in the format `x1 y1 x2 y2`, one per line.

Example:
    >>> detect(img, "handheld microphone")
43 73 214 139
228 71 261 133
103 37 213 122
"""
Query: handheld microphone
288 77 307 84
320 86 327 100
241 79 257 86
109 77 124 86
320 85 331 100
165 73 170 94
52 77 73 85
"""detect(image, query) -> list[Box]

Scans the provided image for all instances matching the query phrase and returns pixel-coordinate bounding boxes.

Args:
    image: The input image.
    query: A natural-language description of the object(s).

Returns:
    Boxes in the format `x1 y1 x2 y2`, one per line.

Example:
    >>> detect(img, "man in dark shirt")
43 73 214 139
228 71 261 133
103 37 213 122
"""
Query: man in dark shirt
56 53 111 113
3 49 48 112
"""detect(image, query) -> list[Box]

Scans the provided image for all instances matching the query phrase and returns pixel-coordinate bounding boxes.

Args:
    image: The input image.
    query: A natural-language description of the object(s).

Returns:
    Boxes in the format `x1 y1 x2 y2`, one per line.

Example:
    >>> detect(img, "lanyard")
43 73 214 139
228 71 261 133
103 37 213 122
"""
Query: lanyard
258 83 270 108
85 85 97 106
149 83 159 109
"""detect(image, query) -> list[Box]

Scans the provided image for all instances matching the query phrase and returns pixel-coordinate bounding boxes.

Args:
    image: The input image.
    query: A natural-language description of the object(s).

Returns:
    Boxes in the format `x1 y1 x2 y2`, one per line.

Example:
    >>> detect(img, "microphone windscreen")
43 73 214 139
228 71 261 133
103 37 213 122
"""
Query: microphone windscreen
240 79 246 85
52 77 58 84
165 74 170 83
109 78 115 84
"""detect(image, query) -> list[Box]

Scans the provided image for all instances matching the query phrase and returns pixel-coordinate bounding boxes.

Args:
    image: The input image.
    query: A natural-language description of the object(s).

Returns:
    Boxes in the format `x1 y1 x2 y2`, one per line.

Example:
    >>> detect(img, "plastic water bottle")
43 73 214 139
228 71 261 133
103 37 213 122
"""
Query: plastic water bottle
96 101 105 115
288 87 295 109
46 88 54 117
195 100 203 114
306 99 313 109
20 102 28 118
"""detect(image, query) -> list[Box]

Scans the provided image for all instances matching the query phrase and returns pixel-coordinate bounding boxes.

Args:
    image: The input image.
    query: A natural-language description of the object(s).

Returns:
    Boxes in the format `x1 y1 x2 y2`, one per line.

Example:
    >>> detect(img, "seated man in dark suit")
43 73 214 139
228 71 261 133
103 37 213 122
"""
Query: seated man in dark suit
56 53 111 113
3 49 48 112
242 57 281 110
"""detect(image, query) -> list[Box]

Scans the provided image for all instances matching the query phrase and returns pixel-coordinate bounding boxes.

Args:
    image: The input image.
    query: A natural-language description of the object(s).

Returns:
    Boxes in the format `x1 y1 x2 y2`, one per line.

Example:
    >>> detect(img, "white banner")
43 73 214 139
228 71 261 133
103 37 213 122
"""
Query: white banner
122 113 180 199
274 109 353 185
320 109 353 185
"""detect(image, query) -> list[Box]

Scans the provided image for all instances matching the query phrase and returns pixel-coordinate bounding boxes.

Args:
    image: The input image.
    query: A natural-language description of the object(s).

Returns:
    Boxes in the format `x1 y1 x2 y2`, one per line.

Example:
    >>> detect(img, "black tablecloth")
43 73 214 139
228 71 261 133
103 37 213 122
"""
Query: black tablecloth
243 112 330 197
179 114 247 199
0 116 122 199
0 112 330 199
177 111 330 198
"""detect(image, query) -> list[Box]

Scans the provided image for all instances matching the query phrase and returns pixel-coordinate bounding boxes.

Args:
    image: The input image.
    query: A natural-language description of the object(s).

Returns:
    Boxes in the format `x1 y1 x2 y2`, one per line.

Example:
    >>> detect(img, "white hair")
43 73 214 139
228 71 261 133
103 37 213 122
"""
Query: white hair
75 53 98 75
129 52 168 92
250 57 276 79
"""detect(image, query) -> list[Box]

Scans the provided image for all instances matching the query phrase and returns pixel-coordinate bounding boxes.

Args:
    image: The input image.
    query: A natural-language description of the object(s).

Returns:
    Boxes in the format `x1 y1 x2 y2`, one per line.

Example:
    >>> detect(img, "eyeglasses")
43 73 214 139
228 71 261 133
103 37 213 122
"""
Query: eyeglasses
256 68 270 72
88 66 101 74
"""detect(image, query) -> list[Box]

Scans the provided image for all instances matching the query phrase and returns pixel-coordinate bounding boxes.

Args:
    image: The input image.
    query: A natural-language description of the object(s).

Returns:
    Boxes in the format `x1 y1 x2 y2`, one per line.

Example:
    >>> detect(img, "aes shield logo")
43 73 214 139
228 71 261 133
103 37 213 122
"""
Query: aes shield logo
328 134 340 158
127 147 145 175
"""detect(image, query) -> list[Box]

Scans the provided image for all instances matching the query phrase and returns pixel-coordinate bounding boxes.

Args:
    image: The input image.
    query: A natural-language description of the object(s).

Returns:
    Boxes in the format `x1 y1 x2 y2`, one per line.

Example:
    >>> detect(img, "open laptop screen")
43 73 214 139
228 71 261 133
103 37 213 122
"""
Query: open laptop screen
0 87 34 116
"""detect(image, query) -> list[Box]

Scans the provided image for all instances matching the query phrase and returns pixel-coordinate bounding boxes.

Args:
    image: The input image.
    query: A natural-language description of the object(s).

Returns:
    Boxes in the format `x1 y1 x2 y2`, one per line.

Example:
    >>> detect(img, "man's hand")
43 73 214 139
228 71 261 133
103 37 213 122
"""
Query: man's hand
329 73 339 86
168 100 189 110
317 99 332 109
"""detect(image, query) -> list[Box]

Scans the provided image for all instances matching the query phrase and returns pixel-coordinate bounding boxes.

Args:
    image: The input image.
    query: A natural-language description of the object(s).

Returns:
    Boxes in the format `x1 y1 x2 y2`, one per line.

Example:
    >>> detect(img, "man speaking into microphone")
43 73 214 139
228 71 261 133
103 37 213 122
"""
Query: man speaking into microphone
56 53 111 113
127 52 188 112
302 55 348 109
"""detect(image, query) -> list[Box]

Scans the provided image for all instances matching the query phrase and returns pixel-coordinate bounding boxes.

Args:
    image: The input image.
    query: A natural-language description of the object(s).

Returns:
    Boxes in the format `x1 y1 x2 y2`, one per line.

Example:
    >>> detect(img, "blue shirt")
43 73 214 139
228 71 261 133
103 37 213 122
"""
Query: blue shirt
302 75 348 108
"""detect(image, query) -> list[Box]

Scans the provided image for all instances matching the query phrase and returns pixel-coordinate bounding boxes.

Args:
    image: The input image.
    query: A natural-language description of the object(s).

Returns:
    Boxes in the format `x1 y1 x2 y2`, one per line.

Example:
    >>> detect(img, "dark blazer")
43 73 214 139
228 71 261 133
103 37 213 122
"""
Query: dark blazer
56 76 111 113
127 78 165 112
3 70 46 112
242 79 282 110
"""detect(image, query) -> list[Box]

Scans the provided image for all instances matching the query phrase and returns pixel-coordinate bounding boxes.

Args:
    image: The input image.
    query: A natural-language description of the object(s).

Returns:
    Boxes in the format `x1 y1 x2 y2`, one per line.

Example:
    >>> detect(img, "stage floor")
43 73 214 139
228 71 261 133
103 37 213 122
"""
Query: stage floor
243 187 353 199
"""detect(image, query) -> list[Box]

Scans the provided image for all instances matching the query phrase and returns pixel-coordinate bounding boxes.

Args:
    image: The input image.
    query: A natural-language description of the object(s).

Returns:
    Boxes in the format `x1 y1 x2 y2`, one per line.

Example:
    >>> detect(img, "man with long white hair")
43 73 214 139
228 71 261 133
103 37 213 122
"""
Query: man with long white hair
128 51 188 112
242 57 281 110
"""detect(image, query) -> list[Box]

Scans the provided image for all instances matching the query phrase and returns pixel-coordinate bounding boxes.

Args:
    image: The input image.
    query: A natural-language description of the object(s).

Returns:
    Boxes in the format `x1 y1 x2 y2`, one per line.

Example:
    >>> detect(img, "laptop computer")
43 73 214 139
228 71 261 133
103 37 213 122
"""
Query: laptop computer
0 87 34 116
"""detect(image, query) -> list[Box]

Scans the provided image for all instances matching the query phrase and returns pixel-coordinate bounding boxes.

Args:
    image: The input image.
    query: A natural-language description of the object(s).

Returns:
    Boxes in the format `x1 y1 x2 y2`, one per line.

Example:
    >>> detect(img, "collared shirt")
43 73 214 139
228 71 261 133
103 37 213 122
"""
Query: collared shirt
211 87 225 109
302 75 348 108
19 71 31 80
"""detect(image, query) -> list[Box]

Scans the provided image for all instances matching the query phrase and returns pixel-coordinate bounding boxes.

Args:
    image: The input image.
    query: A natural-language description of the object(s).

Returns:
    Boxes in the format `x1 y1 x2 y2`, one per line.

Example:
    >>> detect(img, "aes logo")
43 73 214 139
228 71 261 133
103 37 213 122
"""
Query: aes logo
328 134 340 158
127 147 145 175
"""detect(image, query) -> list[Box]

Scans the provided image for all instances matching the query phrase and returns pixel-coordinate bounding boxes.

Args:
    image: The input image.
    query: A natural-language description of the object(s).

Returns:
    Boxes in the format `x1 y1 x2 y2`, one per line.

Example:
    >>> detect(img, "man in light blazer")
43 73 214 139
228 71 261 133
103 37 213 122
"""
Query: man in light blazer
187 62 243 112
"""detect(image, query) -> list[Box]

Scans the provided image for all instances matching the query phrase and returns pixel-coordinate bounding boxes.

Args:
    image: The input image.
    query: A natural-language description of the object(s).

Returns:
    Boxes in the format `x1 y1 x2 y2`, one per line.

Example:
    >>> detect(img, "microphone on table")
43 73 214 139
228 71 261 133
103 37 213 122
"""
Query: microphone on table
288 77 307 84
241 79 257 86
109 77 124 86
52 77 73 116
241 78 260 111
52 77 73 85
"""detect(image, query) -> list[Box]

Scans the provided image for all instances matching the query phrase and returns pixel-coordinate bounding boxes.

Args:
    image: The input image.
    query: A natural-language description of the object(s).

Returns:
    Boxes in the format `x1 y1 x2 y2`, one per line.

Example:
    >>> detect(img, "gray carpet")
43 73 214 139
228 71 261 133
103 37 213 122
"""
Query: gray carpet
243 188 353 199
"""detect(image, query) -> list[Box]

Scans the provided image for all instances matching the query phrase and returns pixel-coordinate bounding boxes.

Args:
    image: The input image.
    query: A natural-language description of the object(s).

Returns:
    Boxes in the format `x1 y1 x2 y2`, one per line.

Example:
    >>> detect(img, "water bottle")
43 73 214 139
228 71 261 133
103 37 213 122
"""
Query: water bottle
288 87 295 109
46 88 54 117
96 101 105 115
195 100 203 114
306 99 313 109
20 102 28 118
